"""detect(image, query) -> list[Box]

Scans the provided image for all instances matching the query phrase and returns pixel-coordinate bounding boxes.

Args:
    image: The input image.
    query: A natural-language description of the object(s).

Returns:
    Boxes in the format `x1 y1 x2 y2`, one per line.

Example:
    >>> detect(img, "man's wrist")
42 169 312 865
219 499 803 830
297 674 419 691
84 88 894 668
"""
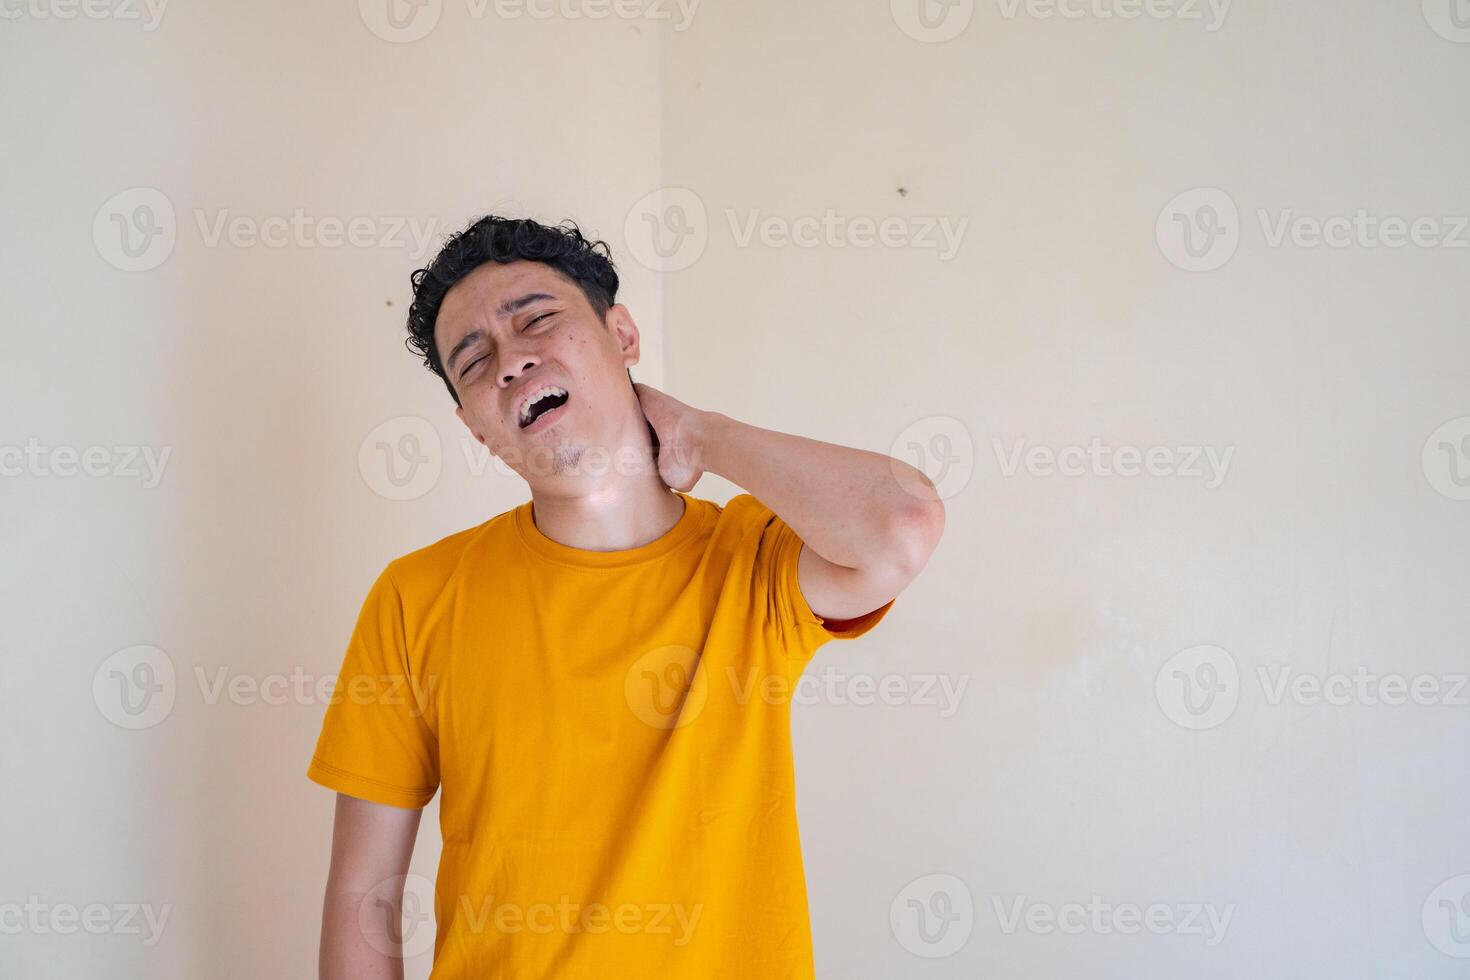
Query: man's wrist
692 410 732 478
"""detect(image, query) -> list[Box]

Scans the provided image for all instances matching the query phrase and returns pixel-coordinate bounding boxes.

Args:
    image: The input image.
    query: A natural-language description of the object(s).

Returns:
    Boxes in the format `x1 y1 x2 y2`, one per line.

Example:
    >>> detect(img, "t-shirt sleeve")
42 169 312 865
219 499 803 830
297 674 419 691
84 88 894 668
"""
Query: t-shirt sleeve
743 494 897 663
306 563 440 809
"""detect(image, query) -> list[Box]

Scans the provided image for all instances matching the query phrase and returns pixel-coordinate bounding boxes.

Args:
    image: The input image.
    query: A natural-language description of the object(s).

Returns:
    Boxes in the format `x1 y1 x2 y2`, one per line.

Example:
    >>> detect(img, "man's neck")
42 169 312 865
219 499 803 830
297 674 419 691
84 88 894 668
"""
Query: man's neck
526 478 686 553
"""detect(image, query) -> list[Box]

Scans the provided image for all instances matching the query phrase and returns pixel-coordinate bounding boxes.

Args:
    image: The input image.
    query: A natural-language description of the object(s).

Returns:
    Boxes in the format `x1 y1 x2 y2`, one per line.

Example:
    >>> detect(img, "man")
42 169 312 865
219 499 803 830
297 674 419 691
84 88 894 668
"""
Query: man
308 215 945 978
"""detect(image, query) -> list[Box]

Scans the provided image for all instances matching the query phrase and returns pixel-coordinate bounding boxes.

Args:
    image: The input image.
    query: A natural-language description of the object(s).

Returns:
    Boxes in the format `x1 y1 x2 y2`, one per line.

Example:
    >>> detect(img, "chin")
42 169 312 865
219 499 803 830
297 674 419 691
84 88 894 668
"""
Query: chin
509 434 585 479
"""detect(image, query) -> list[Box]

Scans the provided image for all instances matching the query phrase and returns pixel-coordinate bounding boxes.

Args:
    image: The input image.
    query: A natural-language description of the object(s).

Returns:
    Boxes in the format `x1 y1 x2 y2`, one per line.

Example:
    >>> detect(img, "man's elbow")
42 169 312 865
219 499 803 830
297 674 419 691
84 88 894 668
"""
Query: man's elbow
888 486 946 579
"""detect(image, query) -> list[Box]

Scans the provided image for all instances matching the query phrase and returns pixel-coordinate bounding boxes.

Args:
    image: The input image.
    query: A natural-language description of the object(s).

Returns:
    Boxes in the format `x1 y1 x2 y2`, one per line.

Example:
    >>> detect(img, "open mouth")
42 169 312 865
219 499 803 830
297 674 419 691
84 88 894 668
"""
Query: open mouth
517 385 571 431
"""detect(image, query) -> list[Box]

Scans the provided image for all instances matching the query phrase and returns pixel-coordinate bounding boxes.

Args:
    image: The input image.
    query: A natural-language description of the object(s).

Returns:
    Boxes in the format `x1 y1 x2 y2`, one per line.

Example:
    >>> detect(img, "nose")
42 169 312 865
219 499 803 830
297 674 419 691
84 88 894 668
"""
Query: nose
497 355 539 389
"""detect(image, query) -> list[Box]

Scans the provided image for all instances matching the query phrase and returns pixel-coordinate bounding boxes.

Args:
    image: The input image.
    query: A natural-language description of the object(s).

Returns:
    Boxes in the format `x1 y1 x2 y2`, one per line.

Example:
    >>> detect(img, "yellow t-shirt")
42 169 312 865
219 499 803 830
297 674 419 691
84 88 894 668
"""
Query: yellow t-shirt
307 490 895 979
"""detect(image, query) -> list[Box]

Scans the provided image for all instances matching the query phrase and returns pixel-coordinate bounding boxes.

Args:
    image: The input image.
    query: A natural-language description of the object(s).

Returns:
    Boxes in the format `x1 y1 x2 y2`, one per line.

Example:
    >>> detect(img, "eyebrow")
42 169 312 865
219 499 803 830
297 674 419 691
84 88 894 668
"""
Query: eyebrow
444 291 558 375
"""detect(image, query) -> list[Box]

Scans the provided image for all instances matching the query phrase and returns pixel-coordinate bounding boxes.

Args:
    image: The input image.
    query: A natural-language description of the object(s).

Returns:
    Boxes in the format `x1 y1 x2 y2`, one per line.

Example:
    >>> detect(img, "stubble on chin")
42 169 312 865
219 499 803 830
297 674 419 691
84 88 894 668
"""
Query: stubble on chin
490 436 584 481
549 442 584 476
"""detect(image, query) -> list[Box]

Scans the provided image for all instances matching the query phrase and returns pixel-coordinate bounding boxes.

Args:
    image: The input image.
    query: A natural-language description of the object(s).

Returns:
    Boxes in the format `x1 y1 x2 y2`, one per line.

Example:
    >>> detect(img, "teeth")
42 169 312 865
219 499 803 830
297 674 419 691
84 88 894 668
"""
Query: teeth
519 385 568 425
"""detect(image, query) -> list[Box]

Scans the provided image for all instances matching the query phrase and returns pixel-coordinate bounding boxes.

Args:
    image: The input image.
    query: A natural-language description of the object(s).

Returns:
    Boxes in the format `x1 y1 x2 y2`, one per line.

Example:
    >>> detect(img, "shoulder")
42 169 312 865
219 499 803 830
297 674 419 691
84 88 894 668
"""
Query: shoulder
381 504 519 594
704 492 794 565
712 492 794 543
710 491 771 527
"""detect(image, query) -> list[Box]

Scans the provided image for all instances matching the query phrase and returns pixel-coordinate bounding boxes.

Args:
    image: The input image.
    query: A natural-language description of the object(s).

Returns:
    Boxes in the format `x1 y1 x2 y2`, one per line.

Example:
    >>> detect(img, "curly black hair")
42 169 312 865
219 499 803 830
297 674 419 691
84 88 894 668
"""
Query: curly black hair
405 215 620 405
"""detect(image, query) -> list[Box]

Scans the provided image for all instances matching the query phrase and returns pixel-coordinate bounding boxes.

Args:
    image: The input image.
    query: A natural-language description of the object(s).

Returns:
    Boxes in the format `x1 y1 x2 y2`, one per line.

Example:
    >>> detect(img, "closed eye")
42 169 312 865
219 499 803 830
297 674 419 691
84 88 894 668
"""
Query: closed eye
459 354 486 380
459 312 556 380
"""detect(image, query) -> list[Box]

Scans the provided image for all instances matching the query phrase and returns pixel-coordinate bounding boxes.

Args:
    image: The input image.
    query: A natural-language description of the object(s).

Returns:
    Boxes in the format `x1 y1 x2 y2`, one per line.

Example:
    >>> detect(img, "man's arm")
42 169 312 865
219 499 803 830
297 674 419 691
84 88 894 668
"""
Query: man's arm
633 382 945 621
320 793 423 980
694 411 945 620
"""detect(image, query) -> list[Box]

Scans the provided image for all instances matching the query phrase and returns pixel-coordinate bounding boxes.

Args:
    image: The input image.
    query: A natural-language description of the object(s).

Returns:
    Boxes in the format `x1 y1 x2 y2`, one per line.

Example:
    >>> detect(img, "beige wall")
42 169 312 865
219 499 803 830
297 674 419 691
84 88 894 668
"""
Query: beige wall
1 4 662 978
657 1 1470 978
4 0 1469 977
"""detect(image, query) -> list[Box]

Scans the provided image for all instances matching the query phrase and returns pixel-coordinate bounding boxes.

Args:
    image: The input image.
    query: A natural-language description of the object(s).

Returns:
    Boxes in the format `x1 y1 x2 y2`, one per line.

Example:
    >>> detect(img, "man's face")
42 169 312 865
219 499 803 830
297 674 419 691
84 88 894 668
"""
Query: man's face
437 259 643 483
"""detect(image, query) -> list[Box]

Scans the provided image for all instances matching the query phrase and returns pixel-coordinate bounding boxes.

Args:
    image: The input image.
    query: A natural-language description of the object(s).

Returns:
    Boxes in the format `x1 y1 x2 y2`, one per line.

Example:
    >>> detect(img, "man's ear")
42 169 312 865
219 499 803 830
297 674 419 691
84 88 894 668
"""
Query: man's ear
456 404 489 450
606 303 640 369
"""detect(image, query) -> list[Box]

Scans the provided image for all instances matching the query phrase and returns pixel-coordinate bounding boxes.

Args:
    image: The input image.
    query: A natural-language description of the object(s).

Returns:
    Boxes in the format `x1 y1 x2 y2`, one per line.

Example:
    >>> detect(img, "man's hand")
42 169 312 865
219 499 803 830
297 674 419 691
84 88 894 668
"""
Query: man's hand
633 382 714 492
634 380 944 622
